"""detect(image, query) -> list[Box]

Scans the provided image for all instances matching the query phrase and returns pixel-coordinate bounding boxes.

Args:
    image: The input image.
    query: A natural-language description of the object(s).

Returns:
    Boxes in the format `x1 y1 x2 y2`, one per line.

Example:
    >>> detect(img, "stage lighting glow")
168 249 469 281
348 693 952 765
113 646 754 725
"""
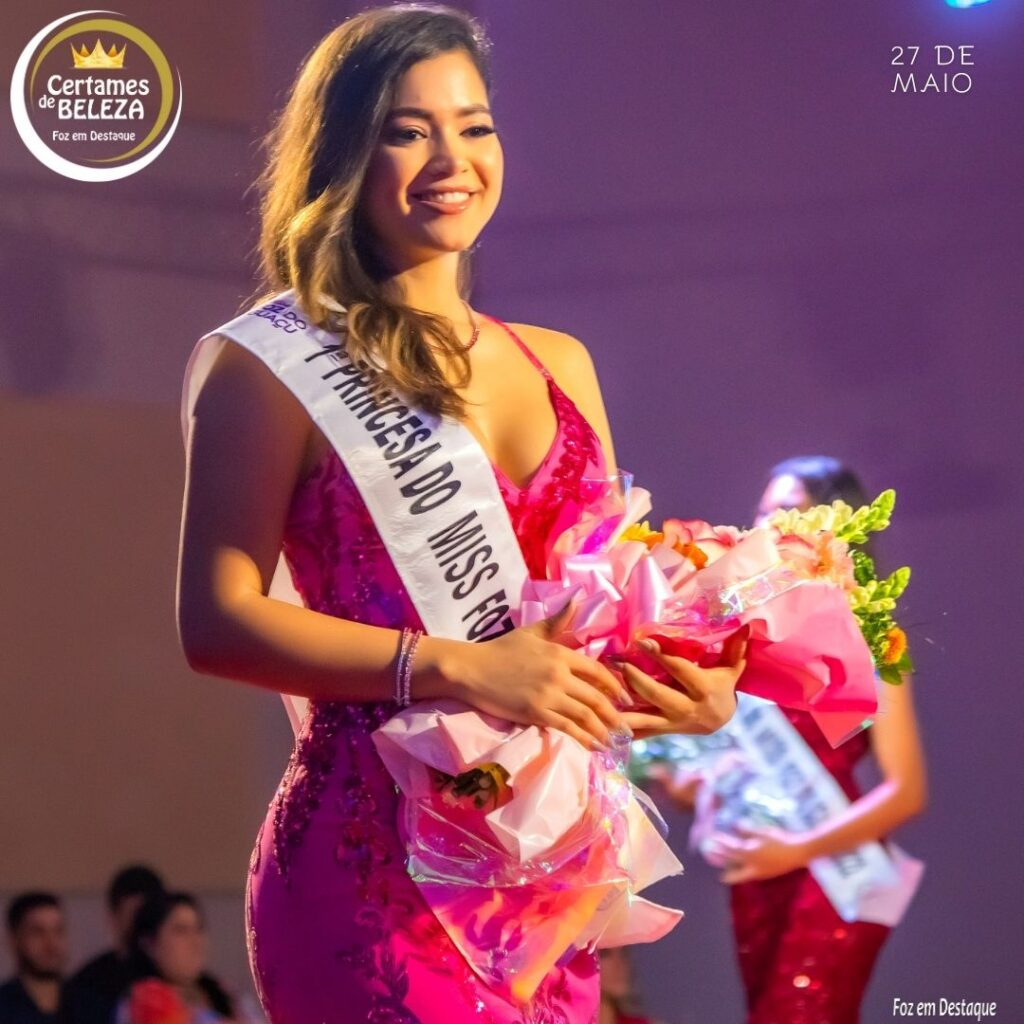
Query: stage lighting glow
945 0 992 8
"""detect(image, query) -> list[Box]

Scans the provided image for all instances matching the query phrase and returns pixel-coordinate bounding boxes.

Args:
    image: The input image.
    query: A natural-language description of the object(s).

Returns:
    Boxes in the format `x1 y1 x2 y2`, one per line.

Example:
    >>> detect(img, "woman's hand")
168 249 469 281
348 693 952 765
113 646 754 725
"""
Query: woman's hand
706 825 812 883
446 598 632 752
612 627 749 739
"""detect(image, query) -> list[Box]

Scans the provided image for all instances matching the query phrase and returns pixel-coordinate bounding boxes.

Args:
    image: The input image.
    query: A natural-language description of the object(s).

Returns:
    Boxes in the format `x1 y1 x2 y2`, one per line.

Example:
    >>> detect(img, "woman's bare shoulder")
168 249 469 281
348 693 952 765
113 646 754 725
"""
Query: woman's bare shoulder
191 334 319 478
500 321 592 372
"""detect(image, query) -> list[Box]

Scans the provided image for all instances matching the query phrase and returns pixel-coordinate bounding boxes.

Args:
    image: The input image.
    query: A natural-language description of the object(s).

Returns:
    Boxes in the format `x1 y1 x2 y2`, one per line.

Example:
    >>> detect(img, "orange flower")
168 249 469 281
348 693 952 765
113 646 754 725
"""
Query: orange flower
806 532 856 589
662 518 743 565
882 626 907 665
675 541 708 569
620 520 708 568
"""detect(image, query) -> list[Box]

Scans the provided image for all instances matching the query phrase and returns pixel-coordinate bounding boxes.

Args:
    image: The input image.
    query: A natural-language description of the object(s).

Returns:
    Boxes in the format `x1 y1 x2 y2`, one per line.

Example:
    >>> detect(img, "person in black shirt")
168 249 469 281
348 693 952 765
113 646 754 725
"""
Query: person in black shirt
63 866 165 1023
0 891 104 1024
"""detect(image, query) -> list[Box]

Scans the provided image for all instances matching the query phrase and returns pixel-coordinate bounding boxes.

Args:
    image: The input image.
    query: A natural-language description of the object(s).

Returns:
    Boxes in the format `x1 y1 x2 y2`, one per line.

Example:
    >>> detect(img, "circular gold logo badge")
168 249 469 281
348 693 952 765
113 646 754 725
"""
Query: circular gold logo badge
10 10 182 180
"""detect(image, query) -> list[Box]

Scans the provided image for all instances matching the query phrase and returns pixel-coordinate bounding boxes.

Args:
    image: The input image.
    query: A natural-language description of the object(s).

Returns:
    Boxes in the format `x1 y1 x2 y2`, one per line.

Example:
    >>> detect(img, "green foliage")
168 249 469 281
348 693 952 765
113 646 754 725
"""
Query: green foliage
849 565 911 615
833 489 896 545
753 489 914 686
851 549 876 587
839 495 913 685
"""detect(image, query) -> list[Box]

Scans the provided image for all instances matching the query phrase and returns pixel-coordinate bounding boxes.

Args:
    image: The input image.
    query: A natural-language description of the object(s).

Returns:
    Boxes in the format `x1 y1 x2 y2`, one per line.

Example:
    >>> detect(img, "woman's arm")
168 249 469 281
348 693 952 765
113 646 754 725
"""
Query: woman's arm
176 337 459 702
175 338 627 748
799 671 929 857
716 673 929 883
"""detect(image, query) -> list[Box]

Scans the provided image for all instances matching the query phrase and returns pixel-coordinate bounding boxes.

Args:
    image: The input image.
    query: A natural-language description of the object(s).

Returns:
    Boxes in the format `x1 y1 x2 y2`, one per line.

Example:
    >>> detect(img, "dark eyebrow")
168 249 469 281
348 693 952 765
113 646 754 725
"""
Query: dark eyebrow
387 104 492 120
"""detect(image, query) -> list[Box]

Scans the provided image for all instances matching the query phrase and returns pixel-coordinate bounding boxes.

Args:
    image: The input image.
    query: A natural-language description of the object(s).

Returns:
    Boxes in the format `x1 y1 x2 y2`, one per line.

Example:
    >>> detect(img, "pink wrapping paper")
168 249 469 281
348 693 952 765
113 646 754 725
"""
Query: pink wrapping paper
516 477 878 747
372 700 683 1005
370 472 882 1002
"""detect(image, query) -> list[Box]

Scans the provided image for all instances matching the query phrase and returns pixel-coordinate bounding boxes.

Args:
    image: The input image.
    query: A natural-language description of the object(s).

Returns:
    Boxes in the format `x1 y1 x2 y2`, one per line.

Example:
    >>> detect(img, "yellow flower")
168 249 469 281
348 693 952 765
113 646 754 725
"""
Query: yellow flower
620 520 665 549
768 500 855 537
620 520 709 568
478 763 510 801
882 626 907 665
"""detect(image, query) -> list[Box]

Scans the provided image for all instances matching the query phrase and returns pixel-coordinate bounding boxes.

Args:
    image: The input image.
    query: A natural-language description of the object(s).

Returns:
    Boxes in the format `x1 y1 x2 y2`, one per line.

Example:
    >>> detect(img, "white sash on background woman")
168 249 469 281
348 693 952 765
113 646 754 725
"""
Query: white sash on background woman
691 691 925 927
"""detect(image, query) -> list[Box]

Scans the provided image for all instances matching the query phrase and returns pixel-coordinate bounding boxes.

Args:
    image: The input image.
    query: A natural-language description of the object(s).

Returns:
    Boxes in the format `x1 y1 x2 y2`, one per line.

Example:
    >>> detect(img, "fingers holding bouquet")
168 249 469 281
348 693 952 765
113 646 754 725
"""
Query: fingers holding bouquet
611 625 750 739
456 595 633 752
519 483 914 749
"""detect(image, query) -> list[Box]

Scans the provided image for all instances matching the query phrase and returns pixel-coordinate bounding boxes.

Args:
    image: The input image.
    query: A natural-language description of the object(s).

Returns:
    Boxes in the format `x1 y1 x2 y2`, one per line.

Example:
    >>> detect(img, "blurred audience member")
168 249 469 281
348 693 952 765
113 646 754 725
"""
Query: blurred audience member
65 865 165 1021
1 893 66 1024
1 892 103 1024
115 892 242 1024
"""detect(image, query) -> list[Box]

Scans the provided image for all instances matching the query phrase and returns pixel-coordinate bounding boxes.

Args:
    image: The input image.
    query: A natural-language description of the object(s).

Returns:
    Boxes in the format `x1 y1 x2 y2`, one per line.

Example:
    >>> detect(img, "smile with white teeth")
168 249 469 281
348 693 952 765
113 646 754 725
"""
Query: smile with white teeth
413 190 472 204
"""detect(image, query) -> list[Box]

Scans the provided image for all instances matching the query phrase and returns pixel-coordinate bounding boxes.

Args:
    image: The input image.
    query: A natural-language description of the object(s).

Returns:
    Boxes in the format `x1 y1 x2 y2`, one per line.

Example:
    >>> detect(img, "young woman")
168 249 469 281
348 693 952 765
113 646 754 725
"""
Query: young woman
176 6 747 1023
657 455 928 1024
116 892 241 1024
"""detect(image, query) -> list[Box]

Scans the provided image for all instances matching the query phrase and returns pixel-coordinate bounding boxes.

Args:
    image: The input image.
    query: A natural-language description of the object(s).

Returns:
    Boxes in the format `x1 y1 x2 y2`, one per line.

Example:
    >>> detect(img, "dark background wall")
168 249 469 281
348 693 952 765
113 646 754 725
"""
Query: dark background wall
2 1 1020 1020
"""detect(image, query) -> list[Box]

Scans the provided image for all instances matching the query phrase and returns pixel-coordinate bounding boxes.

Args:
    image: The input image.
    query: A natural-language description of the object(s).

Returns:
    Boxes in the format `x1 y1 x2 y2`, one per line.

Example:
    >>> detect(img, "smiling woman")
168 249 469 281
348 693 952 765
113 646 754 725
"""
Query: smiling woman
180 9 613 1022
176 4 746 1023
383 99 496 215
248 10 504 423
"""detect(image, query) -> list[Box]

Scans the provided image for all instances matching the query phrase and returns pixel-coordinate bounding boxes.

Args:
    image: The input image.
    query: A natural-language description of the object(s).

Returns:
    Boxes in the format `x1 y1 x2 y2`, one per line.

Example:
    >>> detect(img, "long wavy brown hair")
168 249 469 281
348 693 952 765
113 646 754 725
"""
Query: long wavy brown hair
245 3 496 418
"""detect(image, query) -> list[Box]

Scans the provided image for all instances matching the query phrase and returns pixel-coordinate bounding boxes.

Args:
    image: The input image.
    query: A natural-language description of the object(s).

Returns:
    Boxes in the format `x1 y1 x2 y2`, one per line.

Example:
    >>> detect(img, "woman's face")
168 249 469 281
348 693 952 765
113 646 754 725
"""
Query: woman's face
142 904 207 985
753 472 811 527
360 49 503 271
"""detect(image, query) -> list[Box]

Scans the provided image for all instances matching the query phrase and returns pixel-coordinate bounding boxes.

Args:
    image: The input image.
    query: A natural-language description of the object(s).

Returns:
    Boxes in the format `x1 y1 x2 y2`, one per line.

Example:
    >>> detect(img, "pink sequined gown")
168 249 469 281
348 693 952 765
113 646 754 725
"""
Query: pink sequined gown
729 706 891 1024
245 317 605 1024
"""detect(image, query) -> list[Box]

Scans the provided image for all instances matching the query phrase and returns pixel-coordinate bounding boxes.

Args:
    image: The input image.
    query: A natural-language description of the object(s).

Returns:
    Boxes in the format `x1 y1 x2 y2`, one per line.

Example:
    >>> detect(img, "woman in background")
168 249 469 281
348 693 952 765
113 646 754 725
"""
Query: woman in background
116 892 242 1024
657 456 928 1024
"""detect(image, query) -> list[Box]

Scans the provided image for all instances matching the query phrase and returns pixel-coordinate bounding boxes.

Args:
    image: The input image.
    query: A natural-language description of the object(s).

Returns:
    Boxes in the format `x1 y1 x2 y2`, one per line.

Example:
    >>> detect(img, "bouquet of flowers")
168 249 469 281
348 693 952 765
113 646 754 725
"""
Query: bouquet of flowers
372 700 683 1005
764 489 913 684
372 471 913 1000
519 473 912 747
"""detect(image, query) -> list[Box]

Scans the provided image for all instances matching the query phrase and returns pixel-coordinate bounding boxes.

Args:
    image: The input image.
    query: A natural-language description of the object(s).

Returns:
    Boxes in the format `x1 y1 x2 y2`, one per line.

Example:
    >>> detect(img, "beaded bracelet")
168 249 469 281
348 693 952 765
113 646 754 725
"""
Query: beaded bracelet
395 626 423 707
399 628 422 706
395 626 411 705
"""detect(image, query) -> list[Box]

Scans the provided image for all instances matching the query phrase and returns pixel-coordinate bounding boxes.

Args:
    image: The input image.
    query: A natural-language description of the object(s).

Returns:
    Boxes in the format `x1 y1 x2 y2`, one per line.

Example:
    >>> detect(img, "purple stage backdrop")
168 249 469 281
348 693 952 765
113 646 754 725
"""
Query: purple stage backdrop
2 1 1021 1021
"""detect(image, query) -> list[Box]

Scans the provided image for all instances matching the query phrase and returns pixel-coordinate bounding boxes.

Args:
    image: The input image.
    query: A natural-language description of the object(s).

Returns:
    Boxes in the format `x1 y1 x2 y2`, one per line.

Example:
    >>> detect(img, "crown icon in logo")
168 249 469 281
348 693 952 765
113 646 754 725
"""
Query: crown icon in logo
71 39 127 69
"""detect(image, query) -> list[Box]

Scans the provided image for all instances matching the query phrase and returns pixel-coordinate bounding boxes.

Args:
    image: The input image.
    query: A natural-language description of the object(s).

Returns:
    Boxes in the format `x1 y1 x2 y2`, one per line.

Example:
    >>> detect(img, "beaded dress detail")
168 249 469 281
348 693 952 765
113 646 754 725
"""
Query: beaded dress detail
245 317 604 1024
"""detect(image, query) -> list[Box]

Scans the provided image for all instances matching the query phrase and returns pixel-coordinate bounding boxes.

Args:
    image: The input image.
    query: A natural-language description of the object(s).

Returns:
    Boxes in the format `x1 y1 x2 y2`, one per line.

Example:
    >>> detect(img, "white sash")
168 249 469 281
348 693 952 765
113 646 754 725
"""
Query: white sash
180 289 530 732
699 692 925 927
